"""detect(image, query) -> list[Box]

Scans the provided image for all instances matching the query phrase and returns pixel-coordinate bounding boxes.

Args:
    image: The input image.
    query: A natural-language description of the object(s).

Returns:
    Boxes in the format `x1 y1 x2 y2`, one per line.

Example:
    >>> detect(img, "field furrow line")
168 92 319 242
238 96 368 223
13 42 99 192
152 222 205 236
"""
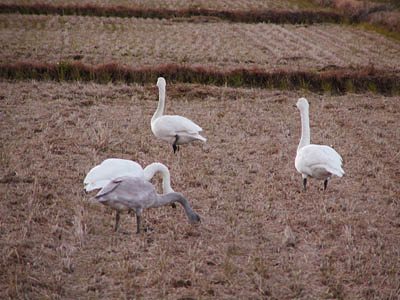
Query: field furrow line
274 25 346 67
310 25 400 69
306 25 376 66
233 24 288 62
291 25 357 67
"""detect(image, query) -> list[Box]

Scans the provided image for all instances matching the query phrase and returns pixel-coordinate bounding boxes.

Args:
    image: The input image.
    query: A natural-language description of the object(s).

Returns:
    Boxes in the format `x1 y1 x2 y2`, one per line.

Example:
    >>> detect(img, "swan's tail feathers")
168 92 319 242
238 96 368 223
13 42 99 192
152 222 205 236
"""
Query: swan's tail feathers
197 135 207 142
328 166 345 178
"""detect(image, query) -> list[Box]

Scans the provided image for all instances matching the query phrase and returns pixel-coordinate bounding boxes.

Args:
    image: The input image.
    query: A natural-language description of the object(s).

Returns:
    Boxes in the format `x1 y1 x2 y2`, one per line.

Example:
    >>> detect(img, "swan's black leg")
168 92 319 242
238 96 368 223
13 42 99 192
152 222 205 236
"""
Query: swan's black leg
324 179 328 191
114 211 120 232
173 135 180 153
136 215 141 234
303 178 307 192
114 211 129 234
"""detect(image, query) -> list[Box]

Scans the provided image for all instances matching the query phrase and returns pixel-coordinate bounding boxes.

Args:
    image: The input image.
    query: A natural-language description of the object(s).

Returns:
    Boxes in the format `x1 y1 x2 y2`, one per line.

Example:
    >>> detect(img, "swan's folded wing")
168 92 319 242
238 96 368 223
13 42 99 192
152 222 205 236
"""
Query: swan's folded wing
301 145 344 176
84 159 144 191
92 176 158 207
91 177 126 201
155 115 202 135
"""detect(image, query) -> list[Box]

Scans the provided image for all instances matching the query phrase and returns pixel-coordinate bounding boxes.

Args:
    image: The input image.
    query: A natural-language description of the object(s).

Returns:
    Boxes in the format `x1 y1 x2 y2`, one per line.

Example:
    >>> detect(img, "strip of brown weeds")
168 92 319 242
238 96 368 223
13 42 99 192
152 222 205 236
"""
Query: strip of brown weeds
312 0 400 33
0 3 343 24
1 61 399 95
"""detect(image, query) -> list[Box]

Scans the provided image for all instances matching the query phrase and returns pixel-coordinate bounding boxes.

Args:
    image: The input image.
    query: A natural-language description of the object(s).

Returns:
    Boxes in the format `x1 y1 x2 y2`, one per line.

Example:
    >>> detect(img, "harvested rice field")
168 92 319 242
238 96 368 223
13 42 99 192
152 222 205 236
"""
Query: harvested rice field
1 79 400 299
0 0 310 10
1 0 400 299
1 14 400 70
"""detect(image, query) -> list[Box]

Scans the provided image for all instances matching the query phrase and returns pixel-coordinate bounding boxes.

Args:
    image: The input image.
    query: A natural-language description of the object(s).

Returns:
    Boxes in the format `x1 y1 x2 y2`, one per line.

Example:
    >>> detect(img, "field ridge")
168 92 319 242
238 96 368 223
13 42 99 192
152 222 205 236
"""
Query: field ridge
0 3 348 24
1 61 399 95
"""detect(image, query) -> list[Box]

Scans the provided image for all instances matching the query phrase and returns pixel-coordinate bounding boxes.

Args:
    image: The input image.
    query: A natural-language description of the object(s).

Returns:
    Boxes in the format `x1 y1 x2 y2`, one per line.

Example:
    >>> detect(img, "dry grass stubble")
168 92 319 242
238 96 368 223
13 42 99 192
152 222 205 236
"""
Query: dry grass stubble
1 14 400 71
0 80 399 299
0 0 303 10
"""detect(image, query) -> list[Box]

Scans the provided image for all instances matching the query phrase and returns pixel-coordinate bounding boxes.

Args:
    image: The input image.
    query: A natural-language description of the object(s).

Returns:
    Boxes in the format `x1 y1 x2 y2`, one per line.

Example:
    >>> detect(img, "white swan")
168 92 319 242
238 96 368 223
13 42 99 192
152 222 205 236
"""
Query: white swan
83 158 173 194
90 176 201 233
295 98 344 191
151 77 206 153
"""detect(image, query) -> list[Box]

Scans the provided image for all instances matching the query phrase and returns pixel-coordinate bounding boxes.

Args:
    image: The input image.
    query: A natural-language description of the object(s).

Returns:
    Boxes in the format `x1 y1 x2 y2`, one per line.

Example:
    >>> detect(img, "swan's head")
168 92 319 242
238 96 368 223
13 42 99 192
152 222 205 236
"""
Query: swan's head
188 212 201 224
296 97 309 111
157 77 166 89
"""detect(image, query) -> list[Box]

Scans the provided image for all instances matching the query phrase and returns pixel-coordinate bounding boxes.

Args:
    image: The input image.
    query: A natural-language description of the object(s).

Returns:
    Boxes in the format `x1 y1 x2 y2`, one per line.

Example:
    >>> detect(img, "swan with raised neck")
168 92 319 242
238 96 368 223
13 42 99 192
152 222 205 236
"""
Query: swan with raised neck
295 98 344 191
151 77 206 153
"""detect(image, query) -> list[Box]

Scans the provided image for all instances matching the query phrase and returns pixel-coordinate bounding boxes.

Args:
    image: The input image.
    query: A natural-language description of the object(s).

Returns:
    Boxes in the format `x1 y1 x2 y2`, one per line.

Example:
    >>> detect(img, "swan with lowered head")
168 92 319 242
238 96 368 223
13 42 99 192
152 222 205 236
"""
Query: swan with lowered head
295 98 344 191
90 176 201 233
151 77 206 153
84 158 173 194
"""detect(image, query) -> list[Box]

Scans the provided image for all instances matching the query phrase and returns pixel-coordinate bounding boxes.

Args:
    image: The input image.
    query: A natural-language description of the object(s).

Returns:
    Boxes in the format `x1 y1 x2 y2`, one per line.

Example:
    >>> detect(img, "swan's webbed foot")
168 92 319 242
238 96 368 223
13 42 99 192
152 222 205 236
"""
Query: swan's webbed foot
323 179 328 191
303 178 307 192
142 226 153 232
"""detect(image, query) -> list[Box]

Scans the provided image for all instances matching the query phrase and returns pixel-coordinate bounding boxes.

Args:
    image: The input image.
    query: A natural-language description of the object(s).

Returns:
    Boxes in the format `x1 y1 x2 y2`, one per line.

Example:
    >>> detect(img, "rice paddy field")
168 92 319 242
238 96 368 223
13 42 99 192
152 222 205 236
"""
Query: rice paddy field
1 0 400 299
0 0 309 10
1 14 400 70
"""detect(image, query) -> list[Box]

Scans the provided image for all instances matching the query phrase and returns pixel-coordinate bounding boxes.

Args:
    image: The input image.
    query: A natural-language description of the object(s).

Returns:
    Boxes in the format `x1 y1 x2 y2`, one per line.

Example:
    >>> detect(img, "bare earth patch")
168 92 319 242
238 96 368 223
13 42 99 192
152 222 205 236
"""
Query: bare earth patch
1 14 400 71
1 80 399 299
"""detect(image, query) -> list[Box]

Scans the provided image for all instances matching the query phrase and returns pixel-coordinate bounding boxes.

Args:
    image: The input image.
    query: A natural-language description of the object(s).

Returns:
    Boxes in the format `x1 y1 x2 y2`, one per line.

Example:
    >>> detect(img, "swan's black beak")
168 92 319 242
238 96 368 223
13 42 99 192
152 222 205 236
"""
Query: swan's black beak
190 214 201 224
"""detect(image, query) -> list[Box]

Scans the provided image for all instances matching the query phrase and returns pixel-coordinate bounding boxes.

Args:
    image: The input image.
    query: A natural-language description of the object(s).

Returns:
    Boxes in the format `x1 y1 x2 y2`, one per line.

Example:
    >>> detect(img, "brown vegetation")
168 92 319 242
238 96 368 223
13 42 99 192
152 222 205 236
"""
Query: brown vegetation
0 3 342 24
1 1 400 33
314 0 400 33
1 61 399 95
1 80 399 299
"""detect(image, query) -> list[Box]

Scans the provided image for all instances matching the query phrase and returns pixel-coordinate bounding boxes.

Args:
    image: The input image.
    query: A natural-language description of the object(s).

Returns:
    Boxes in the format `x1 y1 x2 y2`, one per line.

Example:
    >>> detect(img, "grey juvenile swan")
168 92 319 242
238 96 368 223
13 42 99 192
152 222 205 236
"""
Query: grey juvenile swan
90 176 201 233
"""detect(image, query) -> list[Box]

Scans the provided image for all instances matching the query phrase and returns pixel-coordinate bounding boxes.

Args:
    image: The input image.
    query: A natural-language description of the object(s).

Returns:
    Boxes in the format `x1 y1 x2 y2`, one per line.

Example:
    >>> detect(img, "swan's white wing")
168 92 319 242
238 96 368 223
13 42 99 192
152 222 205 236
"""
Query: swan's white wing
153 115 202 135
297 145 344 177
84 159 144 192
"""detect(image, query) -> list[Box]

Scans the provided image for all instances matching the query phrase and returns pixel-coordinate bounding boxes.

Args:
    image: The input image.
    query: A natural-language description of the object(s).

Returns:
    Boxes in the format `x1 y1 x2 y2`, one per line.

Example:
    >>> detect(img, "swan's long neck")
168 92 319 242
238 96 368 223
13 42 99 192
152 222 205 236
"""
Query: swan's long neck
143 163 174 194
298 106 310 151
151 84 165 124
153 193 198 220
